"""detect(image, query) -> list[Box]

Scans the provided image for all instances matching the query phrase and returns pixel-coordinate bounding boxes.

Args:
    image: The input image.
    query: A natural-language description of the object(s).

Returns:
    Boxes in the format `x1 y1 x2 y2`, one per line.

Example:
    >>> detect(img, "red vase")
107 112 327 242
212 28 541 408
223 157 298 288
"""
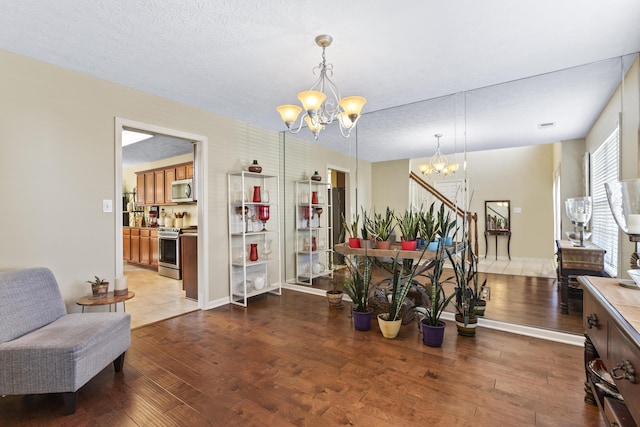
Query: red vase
312 236 317 251
253 186 261 203
249 243 258 261
311 191 318 204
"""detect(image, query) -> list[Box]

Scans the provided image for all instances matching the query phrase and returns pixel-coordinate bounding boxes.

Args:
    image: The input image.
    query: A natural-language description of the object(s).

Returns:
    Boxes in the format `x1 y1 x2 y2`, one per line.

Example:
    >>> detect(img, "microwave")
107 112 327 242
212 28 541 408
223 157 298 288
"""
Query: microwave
171 179 195 203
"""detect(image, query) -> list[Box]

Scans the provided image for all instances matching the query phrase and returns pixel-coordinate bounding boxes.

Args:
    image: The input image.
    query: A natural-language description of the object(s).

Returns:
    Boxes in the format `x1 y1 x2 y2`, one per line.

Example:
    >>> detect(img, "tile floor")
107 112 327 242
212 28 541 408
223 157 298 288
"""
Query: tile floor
476 256 557 278
124 264 199 329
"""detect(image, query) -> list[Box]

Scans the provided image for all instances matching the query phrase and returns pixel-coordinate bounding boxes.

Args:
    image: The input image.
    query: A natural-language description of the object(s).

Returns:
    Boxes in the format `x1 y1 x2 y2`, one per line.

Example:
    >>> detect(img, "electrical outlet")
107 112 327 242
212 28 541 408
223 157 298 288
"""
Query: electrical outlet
482 287 491 301
102 199 113 213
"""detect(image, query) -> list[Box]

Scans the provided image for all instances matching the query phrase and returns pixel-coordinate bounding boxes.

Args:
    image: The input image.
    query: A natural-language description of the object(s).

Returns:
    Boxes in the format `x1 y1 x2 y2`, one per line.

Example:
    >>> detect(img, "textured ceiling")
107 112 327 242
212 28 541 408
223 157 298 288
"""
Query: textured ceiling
1 1 639 161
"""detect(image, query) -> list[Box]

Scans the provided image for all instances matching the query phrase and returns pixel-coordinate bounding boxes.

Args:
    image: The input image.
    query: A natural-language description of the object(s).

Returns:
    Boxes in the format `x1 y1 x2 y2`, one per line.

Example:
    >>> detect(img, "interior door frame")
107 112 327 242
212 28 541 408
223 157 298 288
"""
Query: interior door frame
114 117 209 308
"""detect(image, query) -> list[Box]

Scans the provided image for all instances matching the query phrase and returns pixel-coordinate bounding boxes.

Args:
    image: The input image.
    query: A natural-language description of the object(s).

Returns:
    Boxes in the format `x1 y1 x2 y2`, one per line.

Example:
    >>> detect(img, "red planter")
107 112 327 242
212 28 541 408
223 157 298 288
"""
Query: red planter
348 237 361 248
401 240 417 251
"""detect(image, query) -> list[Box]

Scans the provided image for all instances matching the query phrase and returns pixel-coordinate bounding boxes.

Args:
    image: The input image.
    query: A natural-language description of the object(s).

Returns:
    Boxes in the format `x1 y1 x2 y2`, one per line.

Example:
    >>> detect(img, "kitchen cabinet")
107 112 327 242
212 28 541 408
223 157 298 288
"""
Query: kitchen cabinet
130 228 140 263
123 227 158 268
181 233 198 300
227 171 281 307
136 174 145 205
134 162 193 206
154 170 165 204
123 228 131 260
294 179 333 286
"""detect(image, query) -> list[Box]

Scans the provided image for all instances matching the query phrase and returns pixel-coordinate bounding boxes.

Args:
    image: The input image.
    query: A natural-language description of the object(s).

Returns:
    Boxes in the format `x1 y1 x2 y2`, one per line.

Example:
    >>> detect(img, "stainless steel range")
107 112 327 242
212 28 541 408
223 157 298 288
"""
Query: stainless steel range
158 226 197 279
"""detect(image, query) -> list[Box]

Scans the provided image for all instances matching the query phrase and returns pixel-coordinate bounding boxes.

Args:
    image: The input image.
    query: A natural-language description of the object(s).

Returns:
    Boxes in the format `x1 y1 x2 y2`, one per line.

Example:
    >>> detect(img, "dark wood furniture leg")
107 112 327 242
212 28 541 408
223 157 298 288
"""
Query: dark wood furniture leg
113 352 126 372
560 275 569 314
507 232 511 260
484 232 488 259
63 392 77 415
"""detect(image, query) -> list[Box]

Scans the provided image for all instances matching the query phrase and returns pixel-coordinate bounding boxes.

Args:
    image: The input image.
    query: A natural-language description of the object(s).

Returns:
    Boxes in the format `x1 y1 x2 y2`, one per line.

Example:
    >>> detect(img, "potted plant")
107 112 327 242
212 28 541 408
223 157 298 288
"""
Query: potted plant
376 248 430 339
419 202 440 250
86 276 109 299
326 278 344 309
343 254 373 331
437 204 458 246
359 209 373 249
413 247 456 347
396 209 419 250
342 212 360 248
446 241 487 336
368 207 395 250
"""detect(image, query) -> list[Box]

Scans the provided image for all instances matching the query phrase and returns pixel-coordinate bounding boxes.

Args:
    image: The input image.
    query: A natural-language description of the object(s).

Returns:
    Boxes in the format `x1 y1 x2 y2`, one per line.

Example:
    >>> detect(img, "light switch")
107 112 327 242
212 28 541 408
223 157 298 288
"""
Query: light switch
513 207 522 213
102 199 113 213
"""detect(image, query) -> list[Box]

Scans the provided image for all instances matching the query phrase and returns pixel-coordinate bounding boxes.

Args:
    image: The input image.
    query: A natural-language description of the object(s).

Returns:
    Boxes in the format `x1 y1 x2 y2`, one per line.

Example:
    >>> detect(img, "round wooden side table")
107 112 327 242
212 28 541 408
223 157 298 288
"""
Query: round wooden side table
76 291 135 313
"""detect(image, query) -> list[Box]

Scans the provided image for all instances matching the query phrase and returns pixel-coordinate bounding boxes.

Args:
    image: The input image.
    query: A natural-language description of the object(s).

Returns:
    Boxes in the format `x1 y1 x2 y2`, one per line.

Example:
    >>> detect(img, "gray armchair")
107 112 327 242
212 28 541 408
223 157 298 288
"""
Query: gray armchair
0 267 131 414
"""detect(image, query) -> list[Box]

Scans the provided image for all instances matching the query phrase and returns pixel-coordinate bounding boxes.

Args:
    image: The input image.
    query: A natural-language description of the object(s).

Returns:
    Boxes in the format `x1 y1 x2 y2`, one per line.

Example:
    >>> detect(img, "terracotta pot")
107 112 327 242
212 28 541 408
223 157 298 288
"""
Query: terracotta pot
375 240 392 250
377 313 402 339
348 238 361 248
400 239 417 251
421 319 446 347
352 308 373 331
326 290 344 309
455 313 478 337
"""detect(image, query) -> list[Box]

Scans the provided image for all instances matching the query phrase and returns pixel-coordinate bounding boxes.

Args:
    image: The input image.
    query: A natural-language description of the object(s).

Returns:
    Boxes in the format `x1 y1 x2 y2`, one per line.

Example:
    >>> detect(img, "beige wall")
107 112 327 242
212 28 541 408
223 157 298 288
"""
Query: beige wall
0 49 371 310
559 139 587 235
371 159 410 214
407 144 556 259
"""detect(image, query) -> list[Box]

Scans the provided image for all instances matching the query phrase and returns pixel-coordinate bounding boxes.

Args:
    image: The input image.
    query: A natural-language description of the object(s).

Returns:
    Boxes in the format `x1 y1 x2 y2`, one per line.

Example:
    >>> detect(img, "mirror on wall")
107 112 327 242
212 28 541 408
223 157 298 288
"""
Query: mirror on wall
279 54 637 336
485 200 510 231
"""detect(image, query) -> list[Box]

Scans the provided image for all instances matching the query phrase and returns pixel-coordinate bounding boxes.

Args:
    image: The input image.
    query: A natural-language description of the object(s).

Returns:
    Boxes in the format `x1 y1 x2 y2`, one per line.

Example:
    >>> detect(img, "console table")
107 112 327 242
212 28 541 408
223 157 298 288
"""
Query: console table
76 291 135 313
579 276 640 426
484 229 511 260
556 240 607 314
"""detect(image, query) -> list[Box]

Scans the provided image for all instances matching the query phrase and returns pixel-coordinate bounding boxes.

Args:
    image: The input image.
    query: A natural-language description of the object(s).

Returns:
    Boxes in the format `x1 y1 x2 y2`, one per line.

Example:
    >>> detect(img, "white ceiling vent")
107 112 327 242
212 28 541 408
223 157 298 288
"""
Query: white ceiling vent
538 122 556 129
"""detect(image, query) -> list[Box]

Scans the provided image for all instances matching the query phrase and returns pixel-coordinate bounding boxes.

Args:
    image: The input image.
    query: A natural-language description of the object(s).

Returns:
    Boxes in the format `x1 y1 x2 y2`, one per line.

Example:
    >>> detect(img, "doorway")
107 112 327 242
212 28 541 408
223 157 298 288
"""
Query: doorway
328 167 348 267
114 118 209 327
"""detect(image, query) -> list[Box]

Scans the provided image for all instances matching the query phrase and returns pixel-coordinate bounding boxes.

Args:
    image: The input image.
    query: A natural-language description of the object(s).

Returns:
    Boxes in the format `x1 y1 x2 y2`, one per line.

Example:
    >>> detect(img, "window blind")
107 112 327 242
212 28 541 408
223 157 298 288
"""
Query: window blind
591 126 619 276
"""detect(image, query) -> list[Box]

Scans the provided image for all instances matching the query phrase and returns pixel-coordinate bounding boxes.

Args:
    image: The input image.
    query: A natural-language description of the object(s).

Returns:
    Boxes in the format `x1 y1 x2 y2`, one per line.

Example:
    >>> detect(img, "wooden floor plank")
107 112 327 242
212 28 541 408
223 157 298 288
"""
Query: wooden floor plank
0 289 606 426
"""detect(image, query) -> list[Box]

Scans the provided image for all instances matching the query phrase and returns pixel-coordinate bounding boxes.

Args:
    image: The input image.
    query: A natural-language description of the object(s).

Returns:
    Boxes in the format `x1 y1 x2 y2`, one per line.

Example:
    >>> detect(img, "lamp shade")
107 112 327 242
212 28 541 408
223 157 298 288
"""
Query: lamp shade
276 104 302 125
565 196 592 224
303 115 323 132
339 96 367 121
297 90 326 112
605 179 640 235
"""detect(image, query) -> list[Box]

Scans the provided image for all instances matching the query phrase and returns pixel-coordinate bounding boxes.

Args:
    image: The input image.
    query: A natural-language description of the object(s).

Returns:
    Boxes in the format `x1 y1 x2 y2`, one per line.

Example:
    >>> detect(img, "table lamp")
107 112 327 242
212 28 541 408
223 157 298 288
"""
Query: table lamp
565 196 592 247
605 178 640 288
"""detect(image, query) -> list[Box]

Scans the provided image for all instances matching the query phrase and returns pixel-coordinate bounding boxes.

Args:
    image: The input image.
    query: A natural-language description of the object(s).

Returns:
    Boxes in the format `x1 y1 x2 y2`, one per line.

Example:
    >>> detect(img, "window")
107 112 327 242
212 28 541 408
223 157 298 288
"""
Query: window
591 126 619 276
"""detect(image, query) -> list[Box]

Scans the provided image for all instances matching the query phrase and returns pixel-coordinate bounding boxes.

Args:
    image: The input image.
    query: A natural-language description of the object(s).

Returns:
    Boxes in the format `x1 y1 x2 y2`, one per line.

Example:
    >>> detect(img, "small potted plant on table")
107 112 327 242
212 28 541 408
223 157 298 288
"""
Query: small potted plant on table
419 202 440 250
342 212 360 248
368 207 395 250
396 209 419 250
86 276 109 299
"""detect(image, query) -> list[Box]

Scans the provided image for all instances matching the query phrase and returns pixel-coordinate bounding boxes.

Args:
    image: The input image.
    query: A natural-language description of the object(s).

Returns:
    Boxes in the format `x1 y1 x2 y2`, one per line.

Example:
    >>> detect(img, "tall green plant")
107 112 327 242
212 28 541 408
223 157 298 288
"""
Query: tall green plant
417 247 456 326
436 203 457 240
419 202 439 243
343 254 372 312
381 247 431 321
360 208 371 240
396 209 419 241
446 241 486 325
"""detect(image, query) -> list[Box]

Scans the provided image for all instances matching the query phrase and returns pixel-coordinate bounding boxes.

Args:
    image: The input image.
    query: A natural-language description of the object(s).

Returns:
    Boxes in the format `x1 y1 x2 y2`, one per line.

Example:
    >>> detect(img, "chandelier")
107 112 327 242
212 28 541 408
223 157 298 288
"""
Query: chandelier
419 134 460 176
276 34 366 140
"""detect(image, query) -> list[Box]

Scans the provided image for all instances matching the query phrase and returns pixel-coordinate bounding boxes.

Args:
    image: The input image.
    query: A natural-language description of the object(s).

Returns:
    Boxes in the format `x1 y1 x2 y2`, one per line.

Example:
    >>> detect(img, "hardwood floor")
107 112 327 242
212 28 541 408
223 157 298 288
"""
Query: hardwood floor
0 290 604 426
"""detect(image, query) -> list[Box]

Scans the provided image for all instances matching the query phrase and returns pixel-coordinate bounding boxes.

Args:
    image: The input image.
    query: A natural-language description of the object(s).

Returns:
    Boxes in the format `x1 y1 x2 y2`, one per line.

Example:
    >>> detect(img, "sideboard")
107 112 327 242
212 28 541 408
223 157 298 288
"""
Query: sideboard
556 240 607 314
579 275 640 426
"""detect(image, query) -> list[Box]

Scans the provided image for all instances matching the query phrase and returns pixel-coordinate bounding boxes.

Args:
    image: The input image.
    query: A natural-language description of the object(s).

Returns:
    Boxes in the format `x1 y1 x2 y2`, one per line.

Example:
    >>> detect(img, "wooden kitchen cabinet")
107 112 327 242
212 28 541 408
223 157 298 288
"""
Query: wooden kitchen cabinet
150 229 158 266
134 162 192 206
136 174 145 205
123 228 131 261
154 170 165 204
130 228 140 263
140 229 150 264
181 233 198 300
